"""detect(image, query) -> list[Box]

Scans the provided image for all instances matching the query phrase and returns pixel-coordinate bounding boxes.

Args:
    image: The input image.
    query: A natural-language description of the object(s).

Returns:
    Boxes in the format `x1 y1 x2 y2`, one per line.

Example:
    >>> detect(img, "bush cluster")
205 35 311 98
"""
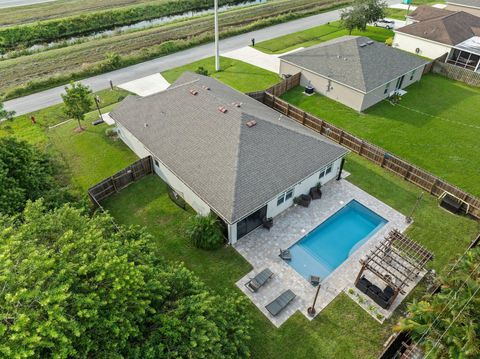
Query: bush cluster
0 0 247 53
188 214 225 249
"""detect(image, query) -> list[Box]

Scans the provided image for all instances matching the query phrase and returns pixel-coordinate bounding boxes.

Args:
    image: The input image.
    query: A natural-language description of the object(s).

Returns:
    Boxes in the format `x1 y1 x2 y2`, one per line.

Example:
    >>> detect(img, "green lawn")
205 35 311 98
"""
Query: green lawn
102 149 478 358
254 21 393 54
162 56 281 93
281 74 480 197
384 8 409 20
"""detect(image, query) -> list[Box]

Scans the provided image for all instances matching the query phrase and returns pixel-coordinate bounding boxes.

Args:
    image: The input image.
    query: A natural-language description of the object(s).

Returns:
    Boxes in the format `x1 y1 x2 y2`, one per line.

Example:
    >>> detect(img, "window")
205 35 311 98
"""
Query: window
319 163 333 179
154 159 159 167
285 188 294 201
410 70 415 81
384 82 390 95
277 188 294 206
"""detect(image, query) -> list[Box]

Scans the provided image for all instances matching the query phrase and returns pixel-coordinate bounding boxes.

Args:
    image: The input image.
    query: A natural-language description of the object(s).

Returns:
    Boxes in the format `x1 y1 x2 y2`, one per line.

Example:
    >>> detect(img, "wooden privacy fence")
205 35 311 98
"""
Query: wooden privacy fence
247 78 480 219
88 156 153 206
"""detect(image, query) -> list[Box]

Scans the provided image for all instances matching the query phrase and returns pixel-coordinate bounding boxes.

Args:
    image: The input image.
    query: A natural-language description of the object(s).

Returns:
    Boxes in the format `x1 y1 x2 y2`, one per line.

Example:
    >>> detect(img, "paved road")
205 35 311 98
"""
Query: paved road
4 0 400 115
0 0 55 8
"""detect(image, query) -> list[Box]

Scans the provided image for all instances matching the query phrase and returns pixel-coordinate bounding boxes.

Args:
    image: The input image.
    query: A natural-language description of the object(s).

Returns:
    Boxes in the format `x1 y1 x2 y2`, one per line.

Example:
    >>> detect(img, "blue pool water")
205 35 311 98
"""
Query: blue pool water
287 200 387 282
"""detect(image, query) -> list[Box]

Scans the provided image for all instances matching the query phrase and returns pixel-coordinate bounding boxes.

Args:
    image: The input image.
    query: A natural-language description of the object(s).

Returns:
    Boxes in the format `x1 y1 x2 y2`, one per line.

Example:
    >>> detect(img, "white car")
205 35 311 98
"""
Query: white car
374 19 395 29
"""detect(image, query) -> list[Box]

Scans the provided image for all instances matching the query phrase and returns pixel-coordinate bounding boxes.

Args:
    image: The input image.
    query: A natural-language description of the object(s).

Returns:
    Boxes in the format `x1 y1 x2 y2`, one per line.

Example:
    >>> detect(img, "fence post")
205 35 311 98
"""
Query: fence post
286 103 290 116
302 111 306 125
430 178 439 194
359 140 364 155
339 130 344 144
404 165 412 180
319 120 324 134
111 177 118 193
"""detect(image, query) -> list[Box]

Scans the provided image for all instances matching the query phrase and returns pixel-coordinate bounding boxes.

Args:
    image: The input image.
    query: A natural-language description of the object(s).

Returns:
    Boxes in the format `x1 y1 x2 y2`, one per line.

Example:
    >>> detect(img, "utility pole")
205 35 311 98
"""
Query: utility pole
214 0 220 71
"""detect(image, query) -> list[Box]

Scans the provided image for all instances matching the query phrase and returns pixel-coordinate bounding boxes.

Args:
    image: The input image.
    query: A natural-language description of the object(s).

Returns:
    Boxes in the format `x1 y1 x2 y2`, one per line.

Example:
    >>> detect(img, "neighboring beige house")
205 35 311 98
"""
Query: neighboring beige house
110 72 348 244
446 0 480 17
279 36 428 112
393 6 480 60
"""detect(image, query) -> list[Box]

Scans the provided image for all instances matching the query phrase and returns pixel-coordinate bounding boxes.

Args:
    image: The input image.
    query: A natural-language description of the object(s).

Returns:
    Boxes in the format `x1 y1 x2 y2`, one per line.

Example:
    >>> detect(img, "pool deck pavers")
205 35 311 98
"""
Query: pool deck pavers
234 177 410 327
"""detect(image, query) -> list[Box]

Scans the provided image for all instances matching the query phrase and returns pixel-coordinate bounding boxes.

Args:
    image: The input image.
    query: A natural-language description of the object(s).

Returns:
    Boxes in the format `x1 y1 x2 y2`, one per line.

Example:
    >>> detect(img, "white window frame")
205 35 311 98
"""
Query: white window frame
277 188 294 206
319 163 333 179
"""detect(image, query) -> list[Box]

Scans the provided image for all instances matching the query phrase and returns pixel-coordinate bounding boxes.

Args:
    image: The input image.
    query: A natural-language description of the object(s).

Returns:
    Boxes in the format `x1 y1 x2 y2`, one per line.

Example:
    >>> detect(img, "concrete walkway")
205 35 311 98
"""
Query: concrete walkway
118 73 170 97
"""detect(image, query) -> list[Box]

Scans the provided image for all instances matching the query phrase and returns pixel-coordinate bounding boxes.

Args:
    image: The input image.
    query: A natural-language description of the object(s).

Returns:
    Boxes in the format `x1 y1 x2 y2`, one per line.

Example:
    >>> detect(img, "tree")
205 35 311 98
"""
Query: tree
340 3 368 34
61 81 93 130
395 247 480 358
0 101 15 120
340 0 387 34
0 137 58 215
187 213 225 249
0 201 251 358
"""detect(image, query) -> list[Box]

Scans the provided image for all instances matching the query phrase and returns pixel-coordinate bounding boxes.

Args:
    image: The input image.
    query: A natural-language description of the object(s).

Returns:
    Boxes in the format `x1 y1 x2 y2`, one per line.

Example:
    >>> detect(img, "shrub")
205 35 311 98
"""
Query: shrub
195 66 209 76
385 36 393 46
187 213 224 249
105 127 118 138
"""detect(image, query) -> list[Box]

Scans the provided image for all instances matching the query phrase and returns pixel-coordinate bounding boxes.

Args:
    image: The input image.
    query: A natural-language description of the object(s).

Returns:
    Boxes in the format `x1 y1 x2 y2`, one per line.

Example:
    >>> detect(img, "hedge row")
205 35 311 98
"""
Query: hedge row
0 0 248 52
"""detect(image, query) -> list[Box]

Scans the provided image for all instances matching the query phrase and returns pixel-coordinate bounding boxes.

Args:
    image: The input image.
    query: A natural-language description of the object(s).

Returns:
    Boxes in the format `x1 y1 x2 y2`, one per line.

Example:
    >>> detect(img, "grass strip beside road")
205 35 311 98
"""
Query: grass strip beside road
255 21 393 54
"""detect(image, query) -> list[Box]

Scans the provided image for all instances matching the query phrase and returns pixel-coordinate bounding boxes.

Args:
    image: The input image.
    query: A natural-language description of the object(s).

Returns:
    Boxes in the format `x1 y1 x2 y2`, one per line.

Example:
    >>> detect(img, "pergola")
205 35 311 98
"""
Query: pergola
355 229 434 308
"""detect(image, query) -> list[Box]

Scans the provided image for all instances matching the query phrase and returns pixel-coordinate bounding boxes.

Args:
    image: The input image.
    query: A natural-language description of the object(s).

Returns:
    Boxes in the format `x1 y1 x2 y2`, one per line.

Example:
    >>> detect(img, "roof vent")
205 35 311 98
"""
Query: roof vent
218 106 228 113
367 40 374 45
189 89 198 96
144 123 148 128
202 85 210 90
343 57 347 61
337 54 341 58
246 120 257 128
359 43 367 47
232 102 241 107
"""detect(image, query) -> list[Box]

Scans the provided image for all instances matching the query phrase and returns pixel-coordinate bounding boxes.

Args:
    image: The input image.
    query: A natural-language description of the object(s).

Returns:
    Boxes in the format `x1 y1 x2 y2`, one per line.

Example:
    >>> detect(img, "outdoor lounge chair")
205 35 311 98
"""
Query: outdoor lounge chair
265 290 296 316
245 268 274 292
309 184 322 200
279 248 292 260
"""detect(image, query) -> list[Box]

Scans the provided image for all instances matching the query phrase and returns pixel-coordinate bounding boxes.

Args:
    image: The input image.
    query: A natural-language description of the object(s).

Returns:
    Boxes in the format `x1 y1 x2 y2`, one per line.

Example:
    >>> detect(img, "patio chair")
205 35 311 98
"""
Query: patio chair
294 194 312 207
262 217 273 230
265 290 296 316
279 248 291 260
245 268 274 293
309 184 322 200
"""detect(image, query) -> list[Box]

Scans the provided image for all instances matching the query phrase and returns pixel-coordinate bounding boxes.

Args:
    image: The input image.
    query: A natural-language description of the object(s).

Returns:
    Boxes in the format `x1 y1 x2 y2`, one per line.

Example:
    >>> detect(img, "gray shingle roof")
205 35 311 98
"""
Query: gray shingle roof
110 72 348 224
279 36 428 93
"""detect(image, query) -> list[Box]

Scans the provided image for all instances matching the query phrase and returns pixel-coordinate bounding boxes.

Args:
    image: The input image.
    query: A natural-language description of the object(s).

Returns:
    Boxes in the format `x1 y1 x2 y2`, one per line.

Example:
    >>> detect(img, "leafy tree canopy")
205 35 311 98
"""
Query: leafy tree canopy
0 201 251 358
395 247 480 358
61 82 93 129
0 137 62 215
340 0 387 34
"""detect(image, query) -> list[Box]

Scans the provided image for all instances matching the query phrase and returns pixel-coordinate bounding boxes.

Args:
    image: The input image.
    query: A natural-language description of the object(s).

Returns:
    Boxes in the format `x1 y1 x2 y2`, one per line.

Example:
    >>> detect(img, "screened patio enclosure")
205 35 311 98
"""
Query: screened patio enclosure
446 37 480 73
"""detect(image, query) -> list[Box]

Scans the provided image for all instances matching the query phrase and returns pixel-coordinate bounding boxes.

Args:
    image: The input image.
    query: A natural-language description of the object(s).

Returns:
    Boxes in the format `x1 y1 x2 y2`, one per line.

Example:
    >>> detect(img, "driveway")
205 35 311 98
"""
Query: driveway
222 46 303 73
118 73 170 97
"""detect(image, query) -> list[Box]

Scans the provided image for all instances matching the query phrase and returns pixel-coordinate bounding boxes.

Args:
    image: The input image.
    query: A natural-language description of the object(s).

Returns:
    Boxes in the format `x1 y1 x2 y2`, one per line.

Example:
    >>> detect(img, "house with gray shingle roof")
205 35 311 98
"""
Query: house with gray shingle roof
446 0 480 17
110 72 349 243
279 36 428 111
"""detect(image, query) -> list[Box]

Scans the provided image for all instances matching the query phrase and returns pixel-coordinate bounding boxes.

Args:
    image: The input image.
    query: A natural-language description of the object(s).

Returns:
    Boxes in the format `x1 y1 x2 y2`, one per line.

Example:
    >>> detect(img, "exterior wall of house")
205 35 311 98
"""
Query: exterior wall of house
445 4 480 16
393 32 452 59
280 60 365 111
227 156 343 244
116 122 211 217
360 64 425 110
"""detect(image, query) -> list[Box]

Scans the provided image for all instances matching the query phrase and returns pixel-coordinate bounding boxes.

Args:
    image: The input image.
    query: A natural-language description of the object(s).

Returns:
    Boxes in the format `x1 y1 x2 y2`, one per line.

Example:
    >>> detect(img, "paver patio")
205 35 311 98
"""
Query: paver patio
234 176 411 327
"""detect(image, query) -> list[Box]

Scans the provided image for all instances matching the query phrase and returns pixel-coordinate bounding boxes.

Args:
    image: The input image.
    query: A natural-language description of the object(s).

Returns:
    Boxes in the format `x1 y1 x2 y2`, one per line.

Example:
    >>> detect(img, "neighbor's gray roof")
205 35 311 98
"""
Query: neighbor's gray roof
397 11 480 45
110 72 348 224
280 36 428 93
447 0 480 9
408 6 454 22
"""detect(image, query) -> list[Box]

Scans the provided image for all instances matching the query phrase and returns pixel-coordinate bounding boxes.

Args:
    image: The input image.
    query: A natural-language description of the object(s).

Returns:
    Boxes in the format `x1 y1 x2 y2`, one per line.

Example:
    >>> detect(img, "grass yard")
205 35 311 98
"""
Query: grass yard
254 21 393 54
162 56 281 92
384 8 409 20
102 150 478 358
281 74 480 197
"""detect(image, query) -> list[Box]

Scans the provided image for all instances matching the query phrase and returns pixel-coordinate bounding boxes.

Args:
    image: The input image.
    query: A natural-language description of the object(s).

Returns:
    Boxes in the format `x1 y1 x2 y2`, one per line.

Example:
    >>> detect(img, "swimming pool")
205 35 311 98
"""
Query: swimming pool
286 200 387 282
